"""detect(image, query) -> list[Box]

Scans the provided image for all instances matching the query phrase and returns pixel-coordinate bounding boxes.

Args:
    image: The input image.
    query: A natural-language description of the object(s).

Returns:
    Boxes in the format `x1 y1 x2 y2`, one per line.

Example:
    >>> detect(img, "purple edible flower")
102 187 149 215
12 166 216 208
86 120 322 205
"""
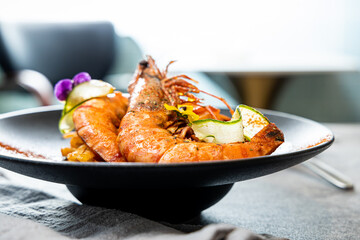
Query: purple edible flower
73 72 91 86
54 79 73 101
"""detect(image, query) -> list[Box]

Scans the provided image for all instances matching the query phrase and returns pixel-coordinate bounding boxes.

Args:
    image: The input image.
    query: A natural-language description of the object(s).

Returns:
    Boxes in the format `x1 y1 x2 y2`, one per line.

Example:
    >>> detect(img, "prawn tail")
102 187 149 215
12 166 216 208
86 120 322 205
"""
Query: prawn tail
221 123 284 160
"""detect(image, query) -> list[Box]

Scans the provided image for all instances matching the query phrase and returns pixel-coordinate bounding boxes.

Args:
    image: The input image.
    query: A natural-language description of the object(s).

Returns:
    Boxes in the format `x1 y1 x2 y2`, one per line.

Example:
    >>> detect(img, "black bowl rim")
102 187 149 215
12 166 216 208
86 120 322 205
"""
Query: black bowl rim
0 105 334 169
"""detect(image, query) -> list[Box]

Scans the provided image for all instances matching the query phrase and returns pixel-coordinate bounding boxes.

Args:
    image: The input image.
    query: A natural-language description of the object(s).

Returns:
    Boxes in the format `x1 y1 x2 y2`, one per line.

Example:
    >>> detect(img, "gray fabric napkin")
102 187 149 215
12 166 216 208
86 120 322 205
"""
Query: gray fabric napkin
0 170 288 240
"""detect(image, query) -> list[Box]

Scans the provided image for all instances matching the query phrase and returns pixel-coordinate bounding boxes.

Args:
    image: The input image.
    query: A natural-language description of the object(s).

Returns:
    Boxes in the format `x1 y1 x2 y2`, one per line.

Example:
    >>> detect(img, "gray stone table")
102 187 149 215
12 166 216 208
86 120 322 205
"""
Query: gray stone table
195 123 360 240
1 124 358 240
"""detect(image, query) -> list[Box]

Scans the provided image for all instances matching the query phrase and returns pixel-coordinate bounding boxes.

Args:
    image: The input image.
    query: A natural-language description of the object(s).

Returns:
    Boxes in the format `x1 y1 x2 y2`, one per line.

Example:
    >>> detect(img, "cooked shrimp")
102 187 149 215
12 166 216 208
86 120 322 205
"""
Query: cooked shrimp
118 57 284 163
73 91 128 162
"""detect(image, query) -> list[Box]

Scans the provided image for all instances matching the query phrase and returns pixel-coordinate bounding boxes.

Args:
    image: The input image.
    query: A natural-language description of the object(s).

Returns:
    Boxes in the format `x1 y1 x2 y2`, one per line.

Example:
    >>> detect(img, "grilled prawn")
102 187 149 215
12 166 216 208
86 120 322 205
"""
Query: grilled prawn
118 57 284 163
73 92 128 162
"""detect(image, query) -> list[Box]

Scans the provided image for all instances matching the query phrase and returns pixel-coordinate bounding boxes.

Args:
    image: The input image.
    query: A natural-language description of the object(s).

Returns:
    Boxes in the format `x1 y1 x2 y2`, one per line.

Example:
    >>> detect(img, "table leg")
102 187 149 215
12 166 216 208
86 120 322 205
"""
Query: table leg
229 75 286 109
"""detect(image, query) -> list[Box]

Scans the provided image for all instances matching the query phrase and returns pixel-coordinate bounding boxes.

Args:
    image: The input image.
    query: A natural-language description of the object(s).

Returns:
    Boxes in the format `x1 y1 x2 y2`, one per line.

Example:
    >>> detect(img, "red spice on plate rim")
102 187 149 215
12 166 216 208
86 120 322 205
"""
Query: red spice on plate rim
0 142 46 159
304 135 333 149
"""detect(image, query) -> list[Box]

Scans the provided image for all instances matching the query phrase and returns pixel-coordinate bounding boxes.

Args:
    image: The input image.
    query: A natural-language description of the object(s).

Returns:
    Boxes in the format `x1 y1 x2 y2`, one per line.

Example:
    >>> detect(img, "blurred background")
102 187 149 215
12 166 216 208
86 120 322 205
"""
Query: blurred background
0 0 360 122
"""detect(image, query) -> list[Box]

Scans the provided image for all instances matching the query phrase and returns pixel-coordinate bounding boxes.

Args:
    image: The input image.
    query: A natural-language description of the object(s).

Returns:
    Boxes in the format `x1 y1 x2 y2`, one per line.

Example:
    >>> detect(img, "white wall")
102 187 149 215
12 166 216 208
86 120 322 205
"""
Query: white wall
0 0 356 67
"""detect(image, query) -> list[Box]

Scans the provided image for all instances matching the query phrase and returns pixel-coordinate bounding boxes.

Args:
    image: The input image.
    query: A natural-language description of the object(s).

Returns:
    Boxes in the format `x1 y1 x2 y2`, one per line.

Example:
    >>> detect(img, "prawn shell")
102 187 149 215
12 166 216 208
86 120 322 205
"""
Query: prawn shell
119 111 178 163
159 123 284 163
73 92 128 162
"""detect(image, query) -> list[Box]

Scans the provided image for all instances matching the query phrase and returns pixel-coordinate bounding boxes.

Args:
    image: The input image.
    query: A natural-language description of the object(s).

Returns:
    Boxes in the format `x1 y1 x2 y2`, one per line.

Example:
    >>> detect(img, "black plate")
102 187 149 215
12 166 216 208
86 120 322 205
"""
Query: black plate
0 106 334 222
